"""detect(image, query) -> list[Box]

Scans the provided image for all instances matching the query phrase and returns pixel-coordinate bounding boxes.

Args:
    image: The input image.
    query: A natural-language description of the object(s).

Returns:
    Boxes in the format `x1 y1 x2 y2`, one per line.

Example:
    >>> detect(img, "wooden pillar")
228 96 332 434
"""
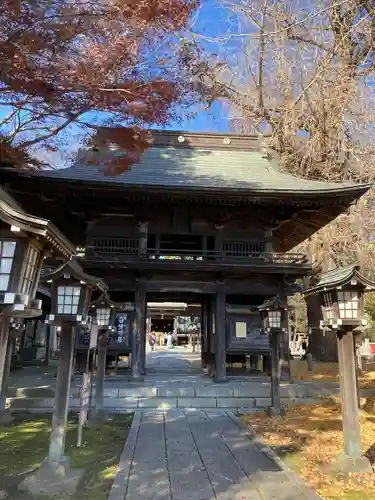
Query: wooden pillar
269 332 282 415
262 354 271 375
48 325 76 464
0 323 13 422
45 324 51 366
250 355 259 370
202 235 208 259
0 317 10 398
205 299 214 375
200 302 207 369
214 225 224 258
206 300 213 353
264 227 273 253
331 330 372 472
138 221 148 254
132 284 146 380
337 331 361 458
279 331 291 382
214 288 227 383
90 329 108 421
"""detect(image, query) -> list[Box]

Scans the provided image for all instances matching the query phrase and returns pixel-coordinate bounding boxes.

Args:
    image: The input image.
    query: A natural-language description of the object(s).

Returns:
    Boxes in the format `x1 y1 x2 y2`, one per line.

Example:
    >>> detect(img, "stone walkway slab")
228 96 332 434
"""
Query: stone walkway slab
108 410 321 500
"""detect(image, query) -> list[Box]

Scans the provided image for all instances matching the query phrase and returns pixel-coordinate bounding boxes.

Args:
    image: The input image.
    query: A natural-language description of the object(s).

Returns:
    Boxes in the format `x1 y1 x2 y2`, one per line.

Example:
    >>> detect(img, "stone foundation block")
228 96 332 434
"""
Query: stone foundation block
280 386 306 398
18 456 84 497
157 387 195 397
119 387 157 398
137 397 177 409
216 398 255 408
7 397 54 409
105 397 138 408
233 385 270 398
306 388 340 398
255 397 271 407
177 398 216 408
195 386 234 397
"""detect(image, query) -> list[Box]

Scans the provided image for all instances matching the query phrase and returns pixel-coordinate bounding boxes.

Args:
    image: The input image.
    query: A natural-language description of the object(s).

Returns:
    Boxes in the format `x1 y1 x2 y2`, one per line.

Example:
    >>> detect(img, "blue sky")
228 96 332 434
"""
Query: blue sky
166 0 235 133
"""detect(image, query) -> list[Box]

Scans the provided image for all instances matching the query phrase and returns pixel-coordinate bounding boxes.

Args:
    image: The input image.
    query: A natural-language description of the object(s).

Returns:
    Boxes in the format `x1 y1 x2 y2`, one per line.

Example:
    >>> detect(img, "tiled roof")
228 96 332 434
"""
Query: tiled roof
258 295 290 311
42 257 108 292
35 143 371 195
316 264 359 288
303 264 375 295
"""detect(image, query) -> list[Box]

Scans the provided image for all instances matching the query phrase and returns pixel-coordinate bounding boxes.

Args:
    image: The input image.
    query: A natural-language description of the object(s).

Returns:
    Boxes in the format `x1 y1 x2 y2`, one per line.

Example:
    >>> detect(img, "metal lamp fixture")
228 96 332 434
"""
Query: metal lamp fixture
321 288 362 328
303 265 372 331
0 194 75 318
90 293 115 330
258 295 289 333
43 258 107 326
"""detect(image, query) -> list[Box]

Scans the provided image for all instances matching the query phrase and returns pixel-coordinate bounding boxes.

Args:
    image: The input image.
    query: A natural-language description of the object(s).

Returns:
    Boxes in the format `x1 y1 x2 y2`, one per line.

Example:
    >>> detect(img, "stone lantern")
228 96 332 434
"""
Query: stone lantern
24 258 108 493
303 264 375 473
258 296 290 415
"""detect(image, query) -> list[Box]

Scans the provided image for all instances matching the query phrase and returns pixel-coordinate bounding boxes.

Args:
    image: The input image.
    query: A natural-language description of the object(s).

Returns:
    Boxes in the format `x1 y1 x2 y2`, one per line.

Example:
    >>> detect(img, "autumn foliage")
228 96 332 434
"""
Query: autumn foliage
0 0 205 173
241 403 375 499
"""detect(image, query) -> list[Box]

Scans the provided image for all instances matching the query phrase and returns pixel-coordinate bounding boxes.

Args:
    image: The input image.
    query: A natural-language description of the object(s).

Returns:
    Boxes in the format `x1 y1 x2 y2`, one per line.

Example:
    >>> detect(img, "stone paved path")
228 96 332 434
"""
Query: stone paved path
146 347 201 373
108 410 321 500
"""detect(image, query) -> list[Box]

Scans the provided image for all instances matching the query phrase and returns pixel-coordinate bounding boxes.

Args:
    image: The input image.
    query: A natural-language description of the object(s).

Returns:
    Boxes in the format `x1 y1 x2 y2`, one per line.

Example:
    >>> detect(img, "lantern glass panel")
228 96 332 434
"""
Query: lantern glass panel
21 245 40 295
0 241 16 291
96 307 111 326
323 291 336 319
57 286 81 314
337 290 359 319
268 310 281 328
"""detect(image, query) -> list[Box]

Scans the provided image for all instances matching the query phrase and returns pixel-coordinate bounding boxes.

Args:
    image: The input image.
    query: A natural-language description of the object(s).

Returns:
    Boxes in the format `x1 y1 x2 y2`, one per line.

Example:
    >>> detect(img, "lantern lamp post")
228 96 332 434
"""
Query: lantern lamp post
89 293 115 422
25 258 108 492
258 296 290 416
303 264 375 473
0 194 75 424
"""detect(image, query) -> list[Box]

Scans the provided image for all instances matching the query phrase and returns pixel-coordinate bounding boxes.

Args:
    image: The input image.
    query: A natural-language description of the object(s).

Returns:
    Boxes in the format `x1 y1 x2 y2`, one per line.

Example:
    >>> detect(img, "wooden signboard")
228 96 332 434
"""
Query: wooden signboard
113 312 131 347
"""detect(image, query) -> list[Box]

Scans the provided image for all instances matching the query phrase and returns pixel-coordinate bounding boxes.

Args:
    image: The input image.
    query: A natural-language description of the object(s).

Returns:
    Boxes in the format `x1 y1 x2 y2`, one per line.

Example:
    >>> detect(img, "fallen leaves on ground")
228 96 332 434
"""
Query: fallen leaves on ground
291 360 375 389
241 402 375 499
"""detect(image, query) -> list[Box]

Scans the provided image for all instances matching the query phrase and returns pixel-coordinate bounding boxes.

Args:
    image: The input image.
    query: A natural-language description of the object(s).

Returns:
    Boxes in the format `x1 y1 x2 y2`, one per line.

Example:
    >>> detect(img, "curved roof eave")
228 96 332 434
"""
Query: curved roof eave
302 264 375 296
0 198 76 258
18 170 373 200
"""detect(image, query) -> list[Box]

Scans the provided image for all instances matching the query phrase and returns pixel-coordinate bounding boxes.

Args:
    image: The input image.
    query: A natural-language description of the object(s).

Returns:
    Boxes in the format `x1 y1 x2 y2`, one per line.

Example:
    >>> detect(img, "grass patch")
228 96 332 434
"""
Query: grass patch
0 412 132 499
291 359 375 388
240 402 375 500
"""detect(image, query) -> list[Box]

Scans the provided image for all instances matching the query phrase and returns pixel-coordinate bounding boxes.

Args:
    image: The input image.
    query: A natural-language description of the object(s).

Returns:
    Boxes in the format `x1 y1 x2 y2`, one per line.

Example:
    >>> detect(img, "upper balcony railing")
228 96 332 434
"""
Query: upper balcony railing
83 237 309 266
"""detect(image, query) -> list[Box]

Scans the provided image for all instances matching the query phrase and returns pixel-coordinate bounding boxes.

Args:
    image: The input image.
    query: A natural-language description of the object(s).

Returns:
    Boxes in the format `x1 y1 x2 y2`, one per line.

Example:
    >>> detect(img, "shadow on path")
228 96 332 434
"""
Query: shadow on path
109 410 321 500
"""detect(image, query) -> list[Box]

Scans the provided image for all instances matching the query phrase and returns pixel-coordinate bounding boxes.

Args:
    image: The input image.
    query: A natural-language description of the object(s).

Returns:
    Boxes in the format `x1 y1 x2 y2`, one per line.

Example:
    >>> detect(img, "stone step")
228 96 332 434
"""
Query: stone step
7 383 315 399
6 394 323 412
8 380 363 413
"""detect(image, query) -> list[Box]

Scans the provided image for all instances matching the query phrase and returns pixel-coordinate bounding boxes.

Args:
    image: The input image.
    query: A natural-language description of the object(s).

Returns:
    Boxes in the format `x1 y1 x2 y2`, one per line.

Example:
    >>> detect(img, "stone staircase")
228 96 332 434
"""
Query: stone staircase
6 376 334 413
